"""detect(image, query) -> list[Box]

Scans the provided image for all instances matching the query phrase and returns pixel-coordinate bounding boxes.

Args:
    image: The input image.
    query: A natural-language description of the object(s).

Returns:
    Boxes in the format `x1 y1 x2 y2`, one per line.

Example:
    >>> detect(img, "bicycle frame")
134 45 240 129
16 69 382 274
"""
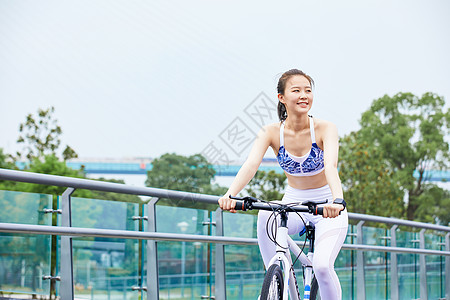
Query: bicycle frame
229 196 325 300
265 210 315 300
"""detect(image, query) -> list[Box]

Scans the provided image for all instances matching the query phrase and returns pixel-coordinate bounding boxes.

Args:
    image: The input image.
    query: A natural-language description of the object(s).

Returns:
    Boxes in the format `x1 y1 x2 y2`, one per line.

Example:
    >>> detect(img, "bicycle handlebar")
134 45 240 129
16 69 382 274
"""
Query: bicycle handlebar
230 196 324 215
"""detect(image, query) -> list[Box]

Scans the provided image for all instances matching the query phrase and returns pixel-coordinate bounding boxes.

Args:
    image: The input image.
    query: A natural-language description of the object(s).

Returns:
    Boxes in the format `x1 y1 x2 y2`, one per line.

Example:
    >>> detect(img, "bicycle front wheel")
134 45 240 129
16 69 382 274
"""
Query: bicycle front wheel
310 274 321 300
260 264 284 300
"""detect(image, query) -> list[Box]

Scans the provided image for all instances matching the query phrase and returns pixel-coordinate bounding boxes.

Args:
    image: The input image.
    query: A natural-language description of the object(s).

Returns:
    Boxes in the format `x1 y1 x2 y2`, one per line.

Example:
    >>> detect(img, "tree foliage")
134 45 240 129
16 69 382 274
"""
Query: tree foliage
340 92 450 223
16 106 78 161
1 107 84 197
145 153 226 208
0 148 18 190
414 184 450 225
246 170 287 201
8 155 89 196
146 153 217 192
339 133 405 218
0 148 15 169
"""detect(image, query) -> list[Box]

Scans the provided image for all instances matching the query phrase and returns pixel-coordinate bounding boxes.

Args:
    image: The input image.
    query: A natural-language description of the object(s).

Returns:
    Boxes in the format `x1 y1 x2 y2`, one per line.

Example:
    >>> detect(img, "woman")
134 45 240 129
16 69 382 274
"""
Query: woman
218 69 348 299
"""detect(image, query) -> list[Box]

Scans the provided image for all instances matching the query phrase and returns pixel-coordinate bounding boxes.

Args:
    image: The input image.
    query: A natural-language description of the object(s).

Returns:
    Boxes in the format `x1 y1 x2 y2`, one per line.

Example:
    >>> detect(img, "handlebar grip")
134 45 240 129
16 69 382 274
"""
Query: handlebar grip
314 206 342 215
233 200 245 211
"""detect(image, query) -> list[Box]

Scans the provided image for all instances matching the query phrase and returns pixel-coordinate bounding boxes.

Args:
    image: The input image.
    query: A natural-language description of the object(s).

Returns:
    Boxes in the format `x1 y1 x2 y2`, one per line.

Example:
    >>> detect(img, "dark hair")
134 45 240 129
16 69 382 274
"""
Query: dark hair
277 69 315 122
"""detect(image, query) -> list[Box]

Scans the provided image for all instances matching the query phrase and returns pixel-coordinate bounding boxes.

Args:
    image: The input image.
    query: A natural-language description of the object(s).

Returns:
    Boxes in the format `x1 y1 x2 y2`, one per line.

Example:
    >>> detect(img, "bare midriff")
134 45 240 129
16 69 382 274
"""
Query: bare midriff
285 170 328 190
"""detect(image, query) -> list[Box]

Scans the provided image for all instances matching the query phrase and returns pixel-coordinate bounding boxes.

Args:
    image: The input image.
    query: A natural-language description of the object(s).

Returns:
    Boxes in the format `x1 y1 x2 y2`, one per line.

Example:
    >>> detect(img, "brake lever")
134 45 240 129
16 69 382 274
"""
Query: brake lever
229 195 260 203
300 199 327 206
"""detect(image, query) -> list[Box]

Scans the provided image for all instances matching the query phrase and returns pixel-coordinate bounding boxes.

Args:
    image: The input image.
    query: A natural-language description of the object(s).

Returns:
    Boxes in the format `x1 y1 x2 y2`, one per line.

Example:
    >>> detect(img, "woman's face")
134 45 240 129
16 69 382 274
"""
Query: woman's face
278 75 313 116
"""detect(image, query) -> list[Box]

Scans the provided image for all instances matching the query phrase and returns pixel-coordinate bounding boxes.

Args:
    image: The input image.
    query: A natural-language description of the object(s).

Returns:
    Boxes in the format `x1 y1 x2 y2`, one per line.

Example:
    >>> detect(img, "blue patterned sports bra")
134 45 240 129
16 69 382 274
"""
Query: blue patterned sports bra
277 116 325 177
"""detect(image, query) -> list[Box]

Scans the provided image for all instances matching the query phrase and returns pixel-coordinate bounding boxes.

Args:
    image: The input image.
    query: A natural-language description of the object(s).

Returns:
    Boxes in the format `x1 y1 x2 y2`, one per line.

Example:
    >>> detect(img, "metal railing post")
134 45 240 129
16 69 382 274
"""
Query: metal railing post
446 233 450 300
390 225 399 300
147 198 159 300
356 221 366 300
215 207 226 300
419 229 428 300
60 187 75 300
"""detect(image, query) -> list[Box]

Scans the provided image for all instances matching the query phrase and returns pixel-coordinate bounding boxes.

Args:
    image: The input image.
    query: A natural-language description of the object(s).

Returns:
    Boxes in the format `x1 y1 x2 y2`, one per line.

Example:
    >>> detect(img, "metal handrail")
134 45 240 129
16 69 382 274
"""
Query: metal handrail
0 222 448 257
0 168 217 203
0 168 449 232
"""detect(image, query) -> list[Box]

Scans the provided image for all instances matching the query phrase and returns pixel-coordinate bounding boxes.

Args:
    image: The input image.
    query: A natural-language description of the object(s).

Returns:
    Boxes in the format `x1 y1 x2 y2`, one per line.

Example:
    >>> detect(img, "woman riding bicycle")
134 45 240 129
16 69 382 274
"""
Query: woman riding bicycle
218 69 349 300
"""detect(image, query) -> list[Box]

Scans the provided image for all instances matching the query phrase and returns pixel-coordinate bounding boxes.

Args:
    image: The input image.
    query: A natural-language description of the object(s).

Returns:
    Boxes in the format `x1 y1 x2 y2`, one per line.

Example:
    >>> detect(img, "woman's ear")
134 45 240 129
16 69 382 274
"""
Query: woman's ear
278 93 285 104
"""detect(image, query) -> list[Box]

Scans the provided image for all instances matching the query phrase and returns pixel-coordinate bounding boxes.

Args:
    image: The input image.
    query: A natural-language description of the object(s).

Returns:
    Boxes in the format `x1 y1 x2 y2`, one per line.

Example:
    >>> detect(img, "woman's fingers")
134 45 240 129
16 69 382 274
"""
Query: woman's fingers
218 196 236 213
323 203 344 218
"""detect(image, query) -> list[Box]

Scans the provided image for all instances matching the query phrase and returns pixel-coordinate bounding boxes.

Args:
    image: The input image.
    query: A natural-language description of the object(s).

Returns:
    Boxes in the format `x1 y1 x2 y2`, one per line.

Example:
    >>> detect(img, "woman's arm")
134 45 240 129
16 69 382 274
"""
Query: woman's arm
218 126 272 212
322 121 345 217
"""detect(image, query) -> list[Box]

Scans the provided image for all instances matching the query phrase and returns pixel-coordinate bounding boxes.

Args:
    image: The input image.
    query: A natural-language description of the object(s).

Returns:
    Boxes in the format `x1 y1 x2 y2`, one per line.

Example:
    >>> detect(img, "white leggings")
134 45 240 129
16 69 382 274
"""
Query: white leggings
257 185 348 300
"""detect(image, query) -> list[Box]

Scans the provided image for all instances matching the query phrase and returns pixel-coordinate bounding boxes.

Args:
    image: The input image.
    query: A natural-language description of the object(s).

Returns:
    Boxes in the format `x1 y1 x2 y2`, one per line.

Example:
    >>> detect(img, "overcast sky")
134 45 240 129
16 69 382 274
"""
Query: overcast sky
1 0 449 164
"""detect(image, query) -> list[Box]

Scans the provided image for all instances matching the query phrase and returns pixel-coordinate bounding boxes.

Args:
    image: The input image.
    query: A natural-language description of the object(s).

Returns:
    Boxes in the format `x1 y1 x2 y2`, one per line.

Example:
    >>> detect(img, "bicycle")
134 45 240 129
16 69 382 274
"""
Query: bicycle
229 195 328 300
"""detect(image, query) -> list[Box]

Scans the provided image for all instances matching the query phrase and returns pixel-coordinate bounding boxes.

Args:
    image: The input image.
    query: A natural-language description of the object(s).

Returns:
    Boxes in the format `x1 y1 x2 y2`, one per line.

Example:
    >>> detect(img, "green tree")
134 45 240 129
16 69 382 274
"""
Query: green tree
145 153 226 208
145 153 218 192
246 170 287 201
414 184 450 225
1 106 88 197
0 148 17 190
16 106 78 161
341 92 449 223
339 132 405 218
0 148 15 169
9 155 88 195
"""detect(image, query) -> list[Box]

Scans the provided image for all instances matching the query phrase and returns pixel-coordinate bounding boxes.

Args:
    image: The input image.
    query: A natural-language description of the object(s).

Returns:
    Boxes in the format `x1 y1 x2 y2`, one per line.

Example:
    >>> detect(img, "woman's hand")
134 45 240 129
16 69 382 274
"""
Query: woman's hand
218 195 237 213
322 203 344 218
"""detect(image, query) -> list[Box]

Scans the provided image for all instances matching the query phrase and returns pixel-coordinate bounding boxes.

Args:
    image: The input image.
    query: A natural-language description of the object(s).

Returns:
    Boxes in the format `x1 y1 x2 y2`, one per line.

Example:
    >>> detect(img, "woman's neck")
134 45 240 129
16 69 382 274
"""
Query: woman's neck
285 114 309 132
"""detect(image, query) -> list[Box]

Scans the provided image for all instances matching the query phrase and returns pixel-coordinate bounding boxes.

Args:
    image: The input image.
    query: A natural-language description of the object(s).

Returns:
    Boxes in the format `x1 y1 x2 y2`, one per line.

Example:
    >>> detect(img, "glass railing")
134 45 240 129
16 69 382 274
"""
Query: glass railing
153 204 216 300
64 196 142 300
425 233 446 300
223 211 264 300
0 189 448 300
0 190 53 296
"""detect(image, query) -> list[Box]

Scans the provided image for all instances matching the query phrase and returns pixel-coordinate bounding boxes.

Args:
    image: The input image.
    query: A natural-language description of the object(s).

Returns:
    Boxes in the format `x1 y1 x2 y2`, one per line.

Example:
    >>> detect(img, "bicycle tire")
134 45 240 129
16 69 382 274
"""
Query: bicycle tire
260 264 284 300
310 274 321 300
